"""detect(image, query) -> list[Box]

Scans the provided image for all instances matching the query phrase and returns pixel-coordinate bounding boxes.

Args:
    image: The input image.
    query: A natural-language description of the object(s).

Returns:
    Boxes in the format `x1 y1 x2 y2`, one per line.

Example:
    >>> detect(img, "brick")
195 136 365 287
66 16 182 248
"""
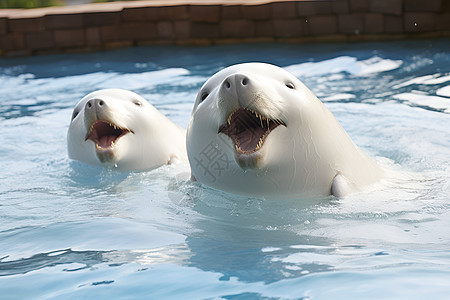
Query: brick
44 14 83 29
404 13 436 32
365 13 383 33
100 24 123 41
384 16 403 33
0 33 25 50
53 29 85 47
157 21 173 39
297 1 333 16
370 0 402 16
220 19 255 38
143 7 169 21
122 7 147 21
85 27 101 46
123 7 168 22
307 15 338 35
83 12 121 27
167 5 190 20
444 1 450 12
129 22 157 40
338 14 364 34
190 22 220 38
174 21 190 39
101 22 157 41
5 49 32 56
333 0 350 14
222 5 242 19
190 5 221 23
104 40 133 50
9 18 45 33
0 18 7 35
242 4 271 20
273 19 304 38
436 13 450 30
405 0 442 12
255 20 274 37
25 31 54 50
272 2 297 19
349 0 370 12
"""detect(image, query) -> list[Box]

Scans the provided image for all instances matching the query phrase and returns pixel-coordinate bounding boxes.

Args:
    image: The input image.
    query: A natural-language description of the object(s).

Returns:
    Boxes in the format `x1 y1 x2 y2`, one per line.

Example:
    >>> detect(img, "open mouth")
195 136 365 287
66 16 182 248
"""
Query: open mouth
218 108 286 154
85 120 132 150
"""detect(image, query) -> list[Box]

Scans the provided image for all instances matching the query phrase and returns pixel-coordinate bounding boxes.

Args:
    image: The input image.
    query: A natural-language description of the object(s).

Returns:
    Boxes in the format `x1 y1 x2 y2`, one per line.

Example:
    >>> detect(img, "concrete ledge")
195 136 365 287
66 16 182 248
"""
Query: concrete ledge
1 0 450 56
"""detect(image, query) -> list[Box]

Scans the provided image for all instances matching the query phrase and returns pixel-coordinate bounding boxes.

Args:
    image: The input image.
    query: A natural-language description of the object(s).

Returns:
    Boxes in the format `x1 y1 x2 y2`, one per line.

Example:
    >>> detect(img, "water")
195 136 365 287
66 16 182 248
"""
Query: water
1 39 449 299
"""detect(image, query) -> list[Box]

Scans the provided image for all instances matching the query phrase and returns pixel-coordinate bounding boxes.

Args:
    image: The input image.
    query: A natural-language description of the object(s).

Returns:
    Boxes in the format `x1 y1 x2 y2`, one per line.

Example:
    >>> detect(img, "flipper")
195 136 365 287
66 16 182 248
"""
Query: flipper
331 173 352 198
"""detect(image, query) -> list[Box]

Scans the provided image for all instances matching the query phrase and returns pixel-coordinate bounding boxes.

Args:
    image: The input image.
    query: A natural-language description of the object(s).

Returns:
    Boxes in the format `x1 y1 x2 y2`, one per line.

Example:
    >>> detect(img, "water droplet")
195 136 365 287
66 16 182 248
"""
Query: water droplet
114 164 118 168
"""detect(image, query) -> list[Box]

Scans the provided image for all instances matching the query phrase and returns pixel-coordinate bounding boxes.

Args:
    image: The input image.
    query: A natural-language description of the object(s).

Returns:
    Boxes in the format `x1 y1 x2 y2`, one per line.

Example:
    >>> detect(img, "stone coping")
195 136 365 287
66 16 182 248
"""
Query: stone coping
1 0 449 56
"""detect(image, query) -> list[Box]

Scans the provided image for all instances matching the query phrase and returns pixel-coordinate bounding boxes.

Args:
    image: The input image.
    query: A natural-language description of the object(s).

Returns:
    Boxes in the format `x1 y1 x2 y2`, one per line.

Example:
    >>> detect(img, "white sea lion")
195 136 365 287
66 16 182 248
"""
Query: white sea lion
67 89 187 171
186 63 383 198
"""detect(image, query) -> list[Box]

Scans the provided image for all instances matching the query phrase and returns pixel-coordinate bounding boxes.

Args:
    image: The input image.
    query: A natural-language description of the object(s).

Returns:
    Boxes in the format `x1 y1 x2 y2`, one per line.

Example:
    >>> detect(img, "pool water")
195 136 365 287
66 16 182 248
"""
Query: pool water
1 39 449 299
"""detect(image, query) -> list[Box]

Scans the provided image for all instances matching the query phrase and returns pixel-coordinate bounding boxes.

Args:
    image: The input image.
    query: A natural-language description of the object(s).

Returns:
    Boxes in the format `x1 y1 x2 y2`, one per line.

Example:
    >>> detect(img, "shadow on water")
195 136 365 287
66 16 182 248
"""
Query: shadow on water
168 175 342 283
0 244 191 277
0 249 108 276
67 161 130 188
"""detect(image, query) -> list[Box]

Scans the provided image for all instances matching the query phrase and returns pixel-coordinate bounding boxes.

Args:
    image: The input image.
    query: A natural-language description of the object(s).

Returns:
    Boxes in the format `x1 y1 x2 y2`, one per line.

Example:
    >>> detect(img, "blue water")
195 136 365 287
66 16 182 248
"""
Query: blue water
1 39 450 299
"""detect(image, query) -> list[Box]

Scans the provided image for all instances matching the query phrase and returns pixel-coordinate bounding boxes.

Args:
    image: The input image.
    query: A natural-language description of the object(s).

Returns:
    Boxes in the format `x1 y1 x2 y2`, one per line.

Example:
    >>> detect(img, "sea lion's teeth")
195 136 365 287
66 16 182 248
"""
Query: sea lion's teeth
227 110 235 125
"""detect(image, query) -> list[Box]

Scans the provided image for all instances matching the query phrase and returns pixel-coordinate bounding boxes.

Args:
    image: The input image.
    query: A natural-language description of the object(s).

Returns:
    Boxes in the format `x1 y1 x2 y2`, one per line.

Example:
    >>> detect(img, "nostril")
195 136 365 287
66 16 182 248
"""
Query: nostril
98 100 104 106
224 80 231 89
87 101 92 108
241 77 248 86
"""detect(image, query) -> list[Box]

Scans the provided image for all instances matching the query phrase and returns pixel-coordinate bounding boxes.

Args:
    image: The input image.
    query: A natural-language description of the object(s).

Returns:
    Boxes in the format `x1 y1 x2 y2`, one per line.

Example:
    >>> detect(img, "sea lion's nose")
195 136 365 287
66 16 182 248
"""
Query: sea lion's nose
222 74 250 91
86 98 105 110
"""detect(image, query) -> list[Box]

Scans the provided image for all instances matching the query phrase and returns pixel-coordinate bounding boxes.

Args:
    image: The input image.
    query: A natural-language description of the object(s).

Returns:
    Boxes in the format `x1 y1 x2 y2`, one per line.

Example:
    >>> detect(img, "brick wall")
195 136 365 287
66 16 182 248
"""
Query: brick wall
0 0 449 56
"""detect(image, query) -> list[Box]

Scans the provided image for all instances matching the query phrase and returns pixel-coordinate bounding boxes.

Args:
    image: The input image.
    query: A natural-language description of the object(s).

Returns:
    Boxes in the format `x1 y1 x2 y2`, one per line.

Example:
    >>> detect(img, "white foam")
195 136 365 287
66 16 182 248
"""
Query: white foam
285 56 357 77
274 252 347 266
322 93 356 102
357 56 403 75
285 56 402 78
436 85 450 97
393 74 450 89
99 68 190 90
393 92 450 113
424 74 450 85
261 247 282 253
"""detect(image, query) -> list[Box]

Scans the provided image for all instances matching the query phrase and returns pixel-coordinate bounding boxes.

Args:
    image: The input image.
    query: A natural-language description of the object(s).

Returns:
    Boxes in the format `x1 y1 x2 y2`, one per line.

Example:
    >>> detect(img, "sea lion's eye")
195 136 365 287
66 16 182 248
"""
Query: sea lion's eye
200 92 209 102
72 110 79 121
286 82 295 89
133 100 142 107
